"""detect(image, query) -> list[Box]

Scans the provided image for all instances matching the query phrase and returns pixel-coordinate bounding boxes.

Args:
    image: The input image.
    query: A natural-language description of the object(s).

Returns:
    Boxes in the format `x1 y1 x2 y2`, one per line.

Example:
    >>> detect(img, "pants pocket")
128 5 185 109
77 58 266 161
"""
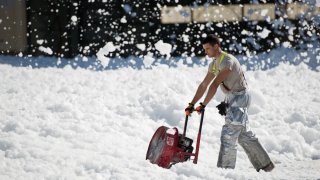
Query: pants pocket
226 107 248 125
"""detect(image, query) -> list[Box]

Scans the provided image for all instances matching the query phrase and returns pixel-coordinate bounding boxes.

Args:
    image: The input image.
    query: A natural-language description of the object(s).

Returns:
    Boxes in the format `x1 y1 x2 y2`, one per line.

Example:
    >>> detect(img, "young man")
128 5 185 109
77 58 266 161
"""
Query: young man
185 35 274 172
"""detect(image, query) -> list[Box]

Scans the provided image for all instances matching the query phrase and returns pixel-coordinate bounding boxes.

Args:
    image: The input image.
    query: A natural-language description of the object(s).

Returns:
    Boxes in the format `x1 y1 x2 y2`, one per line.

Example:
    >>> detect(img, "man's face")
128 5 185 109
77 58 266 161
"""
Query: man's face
202 43 219 58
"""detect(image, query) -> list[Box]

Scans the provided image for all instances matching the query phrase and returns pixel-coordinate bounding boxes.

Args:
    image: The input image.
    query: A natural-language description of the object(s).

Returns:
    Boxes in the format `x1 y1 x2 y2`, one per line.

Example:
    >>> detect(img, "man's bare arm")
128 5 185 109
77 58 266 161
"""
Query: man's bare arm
190 72 215 104
202 68 231 105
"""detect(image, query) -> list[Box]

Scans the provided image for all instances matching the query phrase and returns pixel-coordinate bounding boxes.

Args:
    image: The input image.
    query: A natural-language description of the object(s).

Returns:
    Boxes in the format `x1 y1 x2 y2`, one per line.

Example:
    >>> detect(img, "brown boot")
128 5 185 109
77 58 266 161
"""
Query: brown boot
262 161 275 172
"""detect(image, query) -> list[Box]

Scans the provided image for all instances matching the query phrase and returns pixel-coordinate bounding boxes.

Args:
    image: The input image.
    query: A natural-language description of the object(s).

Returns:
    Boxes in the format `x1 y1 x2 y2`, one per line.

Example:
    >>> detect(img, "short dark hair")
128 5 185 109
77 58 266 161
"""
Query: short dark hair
202 34 220 46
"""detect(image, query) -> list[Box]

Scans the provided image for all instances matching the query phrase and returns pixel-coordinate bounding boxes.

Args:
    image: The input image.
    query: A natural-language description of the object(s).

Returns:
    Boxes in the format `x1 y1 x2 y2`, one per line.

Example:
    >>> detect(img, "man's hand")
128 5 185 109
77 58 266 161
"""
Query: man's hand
216 102 228 116
185 103 194 116
195 103 206 114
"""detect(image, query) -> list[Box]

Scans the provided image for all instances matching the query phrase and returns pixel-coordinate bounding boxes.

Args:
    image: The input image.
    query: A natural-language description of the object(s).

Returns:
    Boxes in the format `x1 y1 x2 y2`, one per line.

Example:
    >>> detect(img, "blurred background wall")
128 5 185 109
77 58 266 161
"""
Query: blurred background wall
0 0 27 53
0 0 319 58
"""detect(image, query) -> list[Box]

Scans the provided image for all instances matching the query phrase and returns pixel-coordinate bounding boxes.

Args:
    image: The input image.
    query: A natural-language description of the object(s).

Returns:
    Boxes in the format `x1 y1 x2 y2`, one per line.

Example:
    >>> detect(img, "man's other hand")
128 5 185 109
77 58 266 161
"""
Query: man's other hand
185 103 194 116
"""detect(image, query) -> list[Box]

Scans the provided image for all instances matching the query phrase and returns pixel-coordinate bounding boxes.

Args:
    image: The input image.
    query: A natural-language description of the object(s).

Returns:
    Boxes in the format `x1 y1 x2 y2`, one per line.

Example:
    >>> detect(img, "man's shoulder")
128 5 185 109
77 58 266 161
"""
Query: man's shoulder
223 53 240 66
225 52 238 61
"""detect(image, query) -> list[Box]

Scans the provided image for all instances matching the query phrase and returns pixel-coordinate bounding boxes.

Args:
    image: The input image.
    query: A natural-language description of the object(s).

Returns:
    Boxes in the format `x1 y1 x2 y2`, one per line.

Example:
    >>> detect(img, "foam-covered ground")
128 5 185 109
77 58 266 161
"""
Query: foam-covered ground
0 61 319 179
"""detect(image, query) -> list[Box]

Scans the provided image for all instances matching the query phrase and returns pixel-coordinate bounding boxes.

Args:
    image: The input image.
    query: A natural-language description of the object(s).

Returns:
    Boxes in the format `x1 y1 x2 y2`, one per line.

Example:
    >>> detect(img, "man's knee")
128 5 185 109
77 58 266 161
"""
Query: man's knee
220 124 242 149
221 134 237 149
238 131 258 146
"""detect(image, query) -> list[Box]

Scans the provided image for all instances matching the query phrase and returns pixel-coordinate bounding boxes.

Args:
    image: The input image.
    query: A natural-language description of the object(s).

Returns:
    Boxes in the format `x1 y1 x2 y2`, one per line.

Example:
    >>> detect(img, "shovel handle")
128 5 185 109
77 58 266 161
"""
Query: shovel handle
182 115 188 138
193 109 205 164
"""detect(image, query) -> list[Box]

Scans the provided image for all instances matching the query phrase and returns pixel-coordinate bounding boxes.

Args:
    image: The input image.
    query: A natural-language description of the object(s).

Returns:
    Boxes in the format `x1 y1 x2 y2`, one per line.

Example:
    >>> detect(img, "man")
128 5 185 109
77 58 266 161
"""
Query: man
185 34 274 172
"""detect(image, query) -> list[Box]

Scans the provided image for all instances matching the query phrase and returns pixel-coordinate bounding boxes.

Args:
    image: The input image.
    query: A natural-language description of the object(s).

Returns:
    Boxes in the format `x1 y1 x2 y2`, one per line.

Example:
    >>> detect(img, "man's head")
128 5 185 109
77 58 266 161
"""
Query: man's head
202 35 221 58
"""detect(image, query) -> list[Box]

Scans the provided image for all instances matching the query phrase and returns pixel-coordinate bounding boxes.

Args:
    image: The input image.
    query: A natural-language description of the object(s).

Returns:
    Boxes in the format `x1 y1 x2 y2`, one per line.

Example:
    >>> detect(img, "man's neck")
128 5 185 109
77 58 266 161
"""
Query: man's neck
214 49 222 60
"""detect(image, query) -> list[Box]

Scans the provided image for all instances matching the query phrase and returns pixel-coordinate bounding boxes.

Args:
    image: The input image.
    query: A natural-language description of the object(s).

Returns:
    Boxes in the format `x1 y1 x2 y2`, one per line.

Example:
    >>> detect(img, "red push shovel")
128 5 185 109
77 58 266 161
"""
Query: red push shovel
146 109 205 168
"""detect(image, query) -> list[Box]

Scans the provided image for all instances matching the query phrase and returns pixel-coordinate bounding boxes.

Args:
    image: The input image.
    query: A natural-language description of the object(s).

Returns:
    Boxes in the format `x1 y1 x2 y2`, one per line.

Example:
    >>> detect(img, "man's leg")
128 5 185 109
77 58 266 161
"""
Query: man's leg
238 130 274 172
217 124 243 169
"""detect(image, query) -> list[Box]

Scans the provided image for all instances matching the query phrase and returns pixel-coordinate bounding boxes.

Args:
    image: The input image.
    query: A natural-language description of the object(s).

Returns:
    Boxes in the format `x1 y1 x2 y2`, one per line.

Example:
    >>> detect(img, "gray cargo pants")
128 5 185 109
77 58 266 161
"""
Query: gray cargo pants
217 90 272 171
